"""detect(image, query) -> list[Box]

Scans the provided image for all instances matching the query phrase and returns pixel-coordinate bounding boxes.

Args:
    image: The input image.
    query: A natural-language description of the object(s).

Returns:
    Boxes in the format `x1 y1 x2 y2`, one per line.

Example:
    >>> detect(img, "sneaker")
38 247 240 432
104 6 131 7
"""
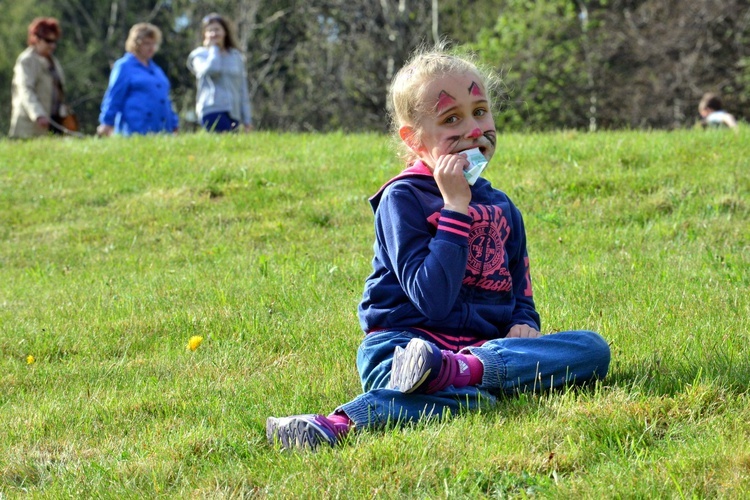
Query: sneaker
266 414 338 451
390 338 444 393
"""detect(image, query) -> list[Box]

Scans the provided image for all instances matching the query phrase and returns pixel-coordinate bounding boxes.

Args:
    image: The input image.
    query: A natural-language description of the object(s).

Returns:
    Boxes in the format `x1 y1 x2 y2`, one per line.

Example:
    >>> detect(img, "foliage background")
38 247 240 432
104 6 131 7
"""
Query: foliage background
1 0 749 135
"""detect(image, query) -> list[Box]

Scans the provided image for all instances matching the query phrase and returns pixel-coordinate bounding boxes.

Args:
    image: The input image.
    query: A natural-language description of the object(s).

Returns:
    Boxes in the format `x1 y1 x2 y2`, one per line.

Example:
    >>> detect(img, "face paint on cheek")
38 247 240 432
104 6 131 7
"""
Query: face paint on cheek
436 91 456 114
469 81 484 97
446 135 461 150
483 130 497 147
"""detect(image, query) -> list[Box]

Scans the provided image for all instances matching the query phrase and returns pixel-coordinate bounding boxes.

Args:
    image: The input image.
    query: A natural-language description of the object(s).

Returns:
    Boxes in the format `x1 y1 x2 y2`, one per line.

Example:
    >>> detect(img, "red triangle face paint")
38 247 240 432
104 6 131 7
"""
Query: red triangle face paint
436 91 456 113
469 81 484 97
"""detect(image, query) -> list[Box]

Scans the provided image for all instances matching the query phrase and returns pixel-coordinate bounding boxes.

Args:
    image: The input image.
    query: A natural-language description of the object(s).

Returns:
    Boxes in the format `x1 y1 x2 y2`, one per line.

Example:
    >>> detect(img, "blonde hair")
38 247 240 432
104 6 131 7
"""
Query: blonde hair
388 44 502 163
125 23 162 54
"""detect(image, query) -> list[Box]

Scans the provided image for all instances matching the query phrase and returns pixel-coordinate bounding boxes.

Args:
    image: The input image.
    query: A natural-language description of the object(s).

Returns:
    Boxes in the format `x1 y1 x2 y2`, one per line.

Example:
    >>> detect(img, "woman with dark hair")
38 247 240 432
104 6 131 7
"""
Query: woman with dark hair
187 13 253 132
97 23 179 137
9 17 73 138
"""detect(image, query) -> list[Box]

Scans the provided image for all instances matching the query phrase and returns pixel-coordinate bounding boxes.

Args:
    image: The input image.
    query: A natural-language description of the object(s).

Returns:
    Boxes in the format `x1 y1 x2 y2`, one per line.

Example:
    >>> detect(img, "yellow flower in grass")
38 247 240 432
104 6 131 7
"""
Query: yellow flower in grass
187 336 204 351
27 355 35 364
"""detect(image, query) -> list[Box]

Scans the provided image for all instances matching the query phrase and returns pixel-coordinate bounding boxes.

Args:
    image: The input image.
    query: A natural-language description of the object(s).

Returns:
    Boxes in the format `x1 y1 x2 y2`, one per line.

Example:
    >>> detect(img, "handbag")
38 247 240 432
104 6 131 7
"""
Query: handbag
60 112 79 132
57 88 79 132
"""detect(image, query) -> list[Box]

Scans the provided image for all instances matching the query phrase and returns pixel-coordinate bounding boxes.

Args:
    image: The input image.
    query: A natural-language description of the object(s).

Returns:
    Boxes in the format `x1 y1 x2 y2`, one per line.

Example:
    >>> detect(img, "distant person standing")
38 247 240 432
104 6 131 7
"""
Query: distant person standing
97 23 179 137
9 17 74 138
698 92 737 129
187 13 253 133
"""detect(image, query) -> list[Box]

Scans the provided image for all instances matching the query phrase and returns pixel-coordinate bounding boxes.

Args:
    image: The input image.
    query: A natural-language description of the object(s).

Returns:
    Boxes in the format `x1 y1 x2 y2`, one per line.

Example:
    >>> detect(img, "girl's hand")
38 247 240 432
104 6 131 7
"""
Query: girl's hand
507 324 543 339
433 153 471 214
36 116 50 129
96 124 114 137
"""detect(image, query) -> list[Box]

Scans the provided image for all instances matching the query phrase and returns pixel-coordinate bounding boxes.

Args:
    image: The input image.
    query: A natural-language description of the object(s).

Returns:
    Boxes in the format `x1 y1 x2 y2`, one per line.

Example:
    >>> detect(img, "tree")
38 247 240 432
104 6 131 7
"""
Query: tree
473 0 591 131
3 0 750 135
594 0 750 129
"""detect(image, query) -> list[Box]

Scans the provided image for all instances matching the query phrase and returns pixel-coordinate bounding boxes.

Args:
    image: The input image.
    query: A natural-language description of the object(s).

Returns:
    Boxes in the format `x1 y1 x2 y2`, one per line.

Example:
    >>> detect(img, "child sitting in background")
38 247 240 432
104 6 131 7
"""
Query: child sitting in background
266 45 611 451
699 92 737 129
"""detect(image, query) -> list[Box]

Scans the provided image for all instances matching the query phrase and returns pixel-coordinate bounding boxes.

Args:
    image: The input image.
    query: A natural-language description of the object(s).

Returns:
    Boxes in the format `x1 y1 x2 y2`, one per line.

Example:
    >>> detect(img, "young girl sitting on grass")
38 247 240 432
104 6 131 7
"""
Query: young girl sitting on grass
266 45 611 450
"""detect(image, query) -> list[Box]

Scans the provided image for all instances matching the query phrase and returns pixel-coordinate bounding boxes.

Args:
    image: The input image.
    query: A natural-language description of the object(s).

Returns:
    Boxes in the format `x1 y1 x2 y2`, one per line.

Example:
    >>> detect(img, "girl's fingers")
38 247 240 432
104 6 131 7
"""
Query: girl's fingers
435 154 469 176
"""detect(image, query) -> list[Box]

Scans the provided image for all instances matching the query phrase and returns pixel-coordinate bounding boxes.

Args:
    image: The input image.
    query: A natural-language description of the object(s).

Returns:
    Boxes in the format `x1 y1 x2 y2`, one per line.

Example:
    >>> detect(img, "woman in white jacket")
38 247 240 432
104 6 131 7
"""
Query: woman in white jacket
187 13 253 133
9 17 72 138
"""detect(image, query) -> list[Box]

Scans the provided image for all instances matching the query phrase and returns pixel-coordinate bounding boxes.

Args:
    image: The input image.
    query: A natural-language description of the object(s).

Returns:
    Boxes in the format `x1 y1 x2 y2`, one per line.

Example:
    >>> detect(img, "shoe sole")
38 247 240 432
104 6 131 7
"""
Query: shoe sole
266 416 334 450
391 339 437 393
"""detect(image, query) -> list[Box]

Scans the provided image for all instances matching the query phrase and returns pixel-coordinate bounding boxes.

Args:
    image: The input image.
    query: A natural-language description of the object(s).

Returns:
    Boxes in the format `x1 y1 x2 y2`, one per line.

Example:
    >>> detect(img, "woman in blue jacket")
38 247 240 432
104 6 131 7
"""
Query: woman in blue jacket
97 23 179 137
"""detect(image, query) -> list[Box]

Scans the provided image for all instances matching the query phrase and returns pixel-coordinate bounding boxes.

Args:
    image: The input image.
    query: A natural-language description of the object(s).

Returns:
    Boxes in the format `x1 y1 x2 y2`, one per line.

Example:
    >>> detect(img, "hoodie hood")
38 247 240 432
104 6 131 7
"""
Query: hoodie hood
369 160 496 212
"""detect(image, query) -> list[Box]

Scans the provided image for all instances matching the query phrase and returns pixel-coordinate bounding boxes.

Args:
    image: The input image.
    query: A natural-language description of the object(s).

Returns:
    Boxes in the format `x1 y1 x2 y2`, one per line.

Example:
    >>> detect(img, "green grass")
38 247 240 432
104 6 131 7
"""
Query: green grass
1 129 748 497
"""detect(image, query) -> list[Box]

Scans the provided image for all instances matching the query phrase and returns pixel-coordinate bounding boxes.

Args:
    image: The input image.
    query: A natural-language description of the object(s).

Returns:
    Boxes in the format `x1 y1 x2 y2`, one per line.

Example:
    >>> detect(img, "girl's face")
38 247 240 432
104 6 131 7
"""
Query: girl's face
204 22 226 48
402 72 497 168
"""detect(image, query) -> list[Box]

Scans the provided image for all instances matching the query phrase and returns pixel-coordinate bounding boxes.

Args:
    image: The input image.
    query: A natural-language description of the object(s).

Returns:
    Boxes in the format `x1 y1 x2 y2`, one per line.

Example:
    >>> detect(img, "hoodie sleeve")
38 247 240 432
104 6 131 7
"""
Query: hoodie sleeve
239 52 252 126
506 205 541 332
187 45 222 78
376 185 472 321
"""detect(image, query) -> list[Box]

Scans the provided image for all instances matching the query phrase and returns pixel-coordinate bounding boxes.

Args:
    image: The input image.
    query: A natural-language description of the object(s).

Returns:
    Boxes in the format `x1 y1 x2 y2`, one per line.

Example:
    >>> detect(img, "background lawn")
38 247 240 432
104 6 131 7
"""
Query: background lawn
0 130 748 497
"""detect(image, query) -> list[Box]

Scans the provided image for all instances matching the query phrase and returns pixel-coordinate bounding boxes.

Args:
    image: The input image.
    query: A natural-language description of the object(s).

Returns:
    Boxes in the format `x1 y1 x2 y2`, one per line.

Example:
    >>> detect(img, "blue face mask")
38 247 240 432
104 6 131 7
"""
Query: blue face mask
462 148 488 186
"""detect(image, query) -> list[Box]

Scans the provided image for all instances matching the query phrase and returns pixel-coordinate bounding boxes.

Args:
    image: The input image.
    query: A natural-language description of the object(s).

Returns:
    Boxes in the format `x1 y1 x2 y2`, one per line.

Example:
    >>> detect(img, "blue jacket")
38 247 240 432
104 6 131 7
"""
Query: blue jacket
186 46 252 125
99 53 179 136
358 161 540 344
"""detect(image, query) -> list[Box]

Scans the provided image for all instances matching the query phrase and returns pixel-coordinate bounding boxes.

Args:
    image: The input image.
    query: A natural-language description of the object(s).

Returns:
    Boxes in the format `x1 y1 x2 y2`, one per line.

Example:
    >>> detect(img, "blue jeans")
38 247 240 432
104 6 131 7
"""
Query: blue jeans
201 112 238 132
338 329 610 429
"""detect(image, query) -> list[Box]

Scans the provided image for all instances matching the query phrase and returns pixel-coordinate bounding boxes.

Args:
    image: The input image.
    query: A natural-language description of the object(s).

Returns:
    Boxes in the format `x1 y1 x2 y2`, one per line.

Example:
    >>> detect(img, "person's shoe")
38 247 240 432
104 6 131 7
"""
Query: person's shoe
266 414 339 451
390 338 444 393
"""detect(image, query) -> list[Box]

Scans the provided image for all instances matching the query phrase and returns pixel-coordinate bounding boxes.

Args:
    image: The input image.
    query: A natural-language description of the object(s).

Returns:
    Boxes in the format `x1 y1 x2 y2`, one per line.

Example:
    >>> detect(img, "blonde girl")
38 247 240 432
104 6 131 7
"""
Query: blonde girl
267 46 610 450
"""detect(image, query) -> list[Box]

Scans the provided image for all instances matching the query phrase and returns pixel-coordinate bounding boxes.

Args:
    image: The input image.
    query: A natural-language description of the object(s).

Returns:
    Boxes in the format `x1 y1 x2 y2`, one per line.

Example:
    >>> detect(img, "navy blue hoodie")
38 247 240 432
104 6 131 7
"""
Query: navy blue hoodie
358 161 540 350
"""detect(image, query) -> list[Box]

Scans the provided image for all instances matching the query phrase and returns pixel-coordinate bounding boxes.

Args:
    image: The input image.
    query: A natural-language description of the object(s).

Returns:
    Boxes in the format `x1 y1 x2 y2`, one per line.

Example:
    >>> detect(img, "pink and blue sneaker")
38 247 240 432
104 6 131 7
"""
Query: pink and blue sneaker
266 414 347 450
390 338 445 393
390 338 477 394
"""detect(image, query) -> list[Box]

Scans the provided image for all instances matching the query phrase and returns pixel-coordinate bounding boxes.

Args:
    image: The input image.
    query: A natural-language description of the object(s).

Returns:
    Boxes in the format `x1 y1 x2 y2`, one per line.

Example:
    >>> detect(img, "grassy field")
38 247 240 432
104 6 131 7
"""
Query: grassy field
0 129 748 498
